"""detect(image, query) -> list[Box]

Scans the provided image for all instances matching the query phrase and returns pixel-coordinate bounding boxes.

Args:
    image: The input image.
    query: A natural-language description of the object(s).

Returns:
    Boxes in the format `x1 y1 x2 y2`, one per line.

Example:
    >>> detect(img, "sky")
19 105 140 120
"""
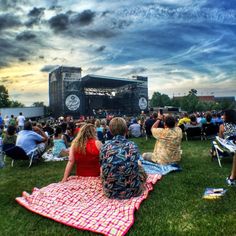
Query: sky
0 0 235 106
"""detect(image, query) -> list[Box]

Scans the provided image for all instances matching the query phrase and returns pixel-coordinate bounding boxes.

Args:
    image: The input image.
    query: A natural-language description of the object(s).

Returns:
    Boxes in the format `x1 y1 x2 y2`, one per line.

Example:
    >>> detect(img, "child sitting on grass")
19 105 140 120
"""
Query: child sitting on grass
52 126 69 157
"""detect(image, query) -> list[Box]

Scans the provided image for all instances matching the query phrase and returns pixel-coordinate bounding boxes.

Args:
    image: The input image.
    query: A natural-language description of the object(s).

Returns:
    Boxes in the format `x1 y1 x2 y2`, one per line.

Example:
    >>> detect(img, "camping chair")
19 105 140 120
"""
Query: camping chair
184 127 203 141
211 136 236 167
3 144 38 168
202 123 219 140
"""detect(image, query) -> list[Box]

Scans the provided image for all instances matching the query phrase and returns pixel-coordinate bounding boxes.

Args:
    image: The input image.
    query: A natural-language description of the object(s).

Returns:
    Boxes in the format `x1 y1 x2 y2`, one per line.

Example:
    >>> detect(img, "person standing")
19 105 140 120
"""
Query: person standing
4 115 10 130
17 112 25 131
9 115 17 127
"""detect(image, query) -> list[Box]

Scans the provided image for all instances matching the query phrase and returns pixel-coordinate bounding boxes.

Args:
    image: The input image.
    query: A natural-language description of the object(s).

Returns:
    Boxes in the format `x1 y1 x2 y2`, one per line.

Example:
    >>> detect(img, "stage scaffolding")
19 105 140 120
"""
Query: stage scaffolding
49 66 148 118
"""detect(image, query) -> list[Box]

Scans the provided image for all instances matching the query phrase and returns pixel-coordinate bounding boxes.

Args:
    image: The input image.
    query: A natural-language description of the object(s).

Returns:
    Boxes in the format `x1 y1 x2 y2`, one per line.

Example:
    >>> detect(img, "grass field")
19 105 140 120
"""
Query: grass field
0 138 236 236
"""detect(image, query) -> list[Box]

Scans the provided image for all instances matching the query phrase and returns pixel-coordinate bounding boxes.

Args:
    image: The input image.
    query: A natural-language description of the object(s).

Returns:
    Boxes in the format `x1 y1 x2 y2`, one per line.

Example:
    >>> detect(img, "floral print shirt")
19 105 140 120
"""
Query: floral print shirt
151 127 182 164
100 135 144 199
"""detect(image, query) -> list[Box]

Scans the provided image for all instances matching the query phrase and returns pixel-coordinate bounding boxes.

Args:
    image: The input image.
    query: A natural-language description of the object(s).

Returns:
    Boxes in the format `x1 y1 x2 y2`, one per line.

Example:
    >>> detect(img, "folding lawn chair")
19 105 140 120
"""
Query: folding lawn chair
3 144 38 168
212 136 236 167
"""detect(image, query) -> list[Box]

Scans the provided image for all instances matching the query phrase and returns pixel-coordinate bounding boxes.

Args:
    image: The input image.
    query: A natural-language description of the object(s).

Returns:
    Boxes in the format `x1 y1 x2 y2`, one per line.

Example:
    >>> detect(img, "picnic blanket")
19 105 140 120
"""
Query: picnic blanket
16 174 161 236
140 157 182 175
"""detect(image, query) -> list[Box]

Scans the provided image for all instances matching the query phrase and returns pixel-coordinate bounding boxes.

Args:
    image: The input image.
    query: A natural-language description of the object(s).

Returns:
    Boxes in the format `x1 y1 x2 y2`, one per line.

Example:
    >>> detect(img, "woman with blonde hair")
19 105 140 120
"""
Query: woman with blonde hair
61 123 102 182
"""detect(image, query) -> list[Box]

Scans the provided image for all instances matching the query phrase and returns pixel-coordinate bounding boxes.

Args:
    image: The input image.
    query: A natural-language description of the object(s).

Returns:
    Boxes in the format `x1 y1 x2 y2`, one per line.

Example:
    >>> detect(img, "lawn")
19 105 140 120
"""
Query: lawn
0 138 235 236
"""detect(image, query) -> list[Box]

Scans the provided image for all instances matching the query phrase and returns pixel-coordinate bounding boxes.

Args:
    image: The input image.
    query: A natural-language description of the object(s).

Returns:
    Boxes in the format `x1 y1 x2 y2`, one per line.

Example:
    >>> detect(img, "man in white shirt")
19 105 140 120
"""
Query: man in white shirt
17 112 25 131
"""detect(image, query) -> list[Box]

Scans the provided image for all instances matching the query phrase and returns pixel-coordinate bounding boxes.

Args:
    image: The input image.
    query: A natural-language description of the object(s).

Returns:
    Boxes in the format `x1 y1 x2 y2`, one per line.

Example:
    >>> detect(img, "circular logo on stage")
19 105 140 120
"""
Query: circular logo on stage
139 97 147 110
65 95 80 111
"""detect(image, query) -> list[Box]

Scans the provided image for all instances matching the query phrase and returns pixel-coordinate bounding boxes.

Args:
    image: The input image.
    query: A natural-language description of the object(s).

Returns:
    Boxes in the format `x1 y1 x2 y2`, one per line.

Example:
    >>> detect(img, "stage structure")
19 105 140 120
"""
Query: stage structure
49 66 148 118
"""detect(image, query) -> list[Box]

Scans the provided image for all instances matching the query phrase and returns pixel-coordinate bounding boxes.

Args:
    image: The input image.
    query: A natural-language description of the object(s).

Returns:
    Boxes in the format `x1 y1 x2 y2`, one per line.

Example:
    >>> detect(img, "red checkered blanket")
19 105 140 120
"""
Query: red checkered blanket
16 174 161 236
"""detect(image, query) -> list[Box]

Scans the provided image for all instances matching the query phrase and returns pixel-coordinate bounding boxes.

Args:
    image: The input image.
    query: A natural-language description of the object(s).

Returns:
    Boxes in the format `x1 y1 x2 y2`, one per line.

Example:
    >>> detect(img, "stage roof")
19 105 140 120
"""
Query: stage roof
81 74 141 88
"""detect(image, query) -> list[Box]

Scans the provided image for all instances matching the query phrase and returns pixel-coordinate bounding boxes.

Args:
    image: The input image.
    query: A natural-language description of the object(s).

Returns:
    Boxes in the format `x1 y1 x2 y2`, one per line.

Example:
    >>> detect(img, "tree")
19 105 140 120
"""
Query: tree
179 89 199 113
188 88 197 96
150 92 171 107
0 85 11 107
10 100 25 108
32 101 44 107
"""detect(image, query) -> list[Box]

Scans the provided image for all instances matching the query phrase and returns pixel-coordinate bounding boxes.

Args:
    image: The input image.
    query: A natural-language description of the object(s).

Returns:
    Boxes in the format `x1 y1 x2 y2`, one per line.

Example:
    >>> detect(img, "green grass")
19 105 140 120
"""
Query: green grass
0 138 236 236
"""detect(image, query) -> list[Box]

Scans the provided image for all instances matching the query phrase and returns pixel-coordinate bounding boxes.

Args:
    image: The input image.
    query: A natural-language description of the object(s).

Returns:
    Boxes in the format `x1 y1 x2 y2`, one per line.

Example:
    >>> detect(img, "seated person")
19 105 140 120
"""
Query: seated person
61 123 102 182
215 113 223 126
143 115 182 165
95 119 104 142
178 113 190 126
178 113 190 131
128 119 141 137
16 121 48 159
52 126 69 157
218 109 236 186
100 117 147 199
145 113 158 138
184 114 202 129
201 112 213 125
2 125 17 150
219 109 236 140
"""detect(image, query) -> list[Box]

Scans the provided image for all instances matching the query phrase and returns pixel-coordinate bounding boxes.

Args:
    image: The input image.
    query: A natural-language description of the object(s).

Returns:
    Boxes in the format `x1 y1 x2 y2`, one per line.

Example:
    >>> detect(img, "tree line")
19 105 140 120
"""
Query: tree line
150 89 235 113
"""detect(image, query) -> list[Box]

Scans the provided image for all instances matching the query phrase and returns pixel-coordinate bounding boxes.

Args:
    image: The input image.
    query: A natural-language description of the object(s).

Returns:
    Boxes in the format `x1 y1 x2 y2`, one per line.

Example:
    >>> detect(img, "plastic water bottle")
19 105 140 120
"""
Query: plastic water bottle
0 137 4 168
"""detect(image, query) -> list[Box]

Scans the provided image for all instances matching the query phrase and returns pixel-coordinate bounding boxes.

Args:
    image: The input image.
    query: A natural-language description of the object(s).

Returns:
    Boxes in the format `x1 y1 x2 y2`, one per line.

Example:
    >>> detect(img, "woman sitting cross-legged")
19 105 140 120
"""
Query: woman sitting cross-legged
61 123 102 182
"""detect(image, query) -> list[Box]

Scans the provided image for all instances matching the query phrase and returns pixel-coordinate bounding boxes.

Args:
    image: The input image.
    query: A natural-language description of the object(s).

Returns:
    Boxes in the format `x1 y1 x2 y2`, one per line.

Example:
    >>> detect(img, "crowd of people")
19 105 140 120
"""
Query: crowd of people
0 109 236 198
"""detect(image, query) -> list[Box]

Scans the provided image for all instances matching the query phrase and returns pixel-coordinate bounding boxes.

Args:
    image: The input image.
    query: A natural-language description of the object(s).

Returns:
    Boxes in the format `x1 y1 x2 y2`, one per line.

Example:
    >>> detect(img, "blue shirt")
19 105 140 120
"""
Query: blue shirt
0 116 3 125
16 130 43 154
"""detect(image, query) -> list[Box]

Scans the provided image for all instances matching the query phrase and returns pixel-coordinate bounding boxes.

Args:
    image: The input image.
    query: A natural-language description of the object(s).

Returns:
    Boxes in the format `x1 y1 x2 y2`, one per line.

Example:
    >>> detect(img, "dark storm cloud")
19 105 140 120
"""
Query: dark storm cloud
40 65 59 72
70 10 95 26
28 7 45 18
126 67 147 75
101 11 110 17
0 37 31 68
25 7 45 27
80 28 117 38
48 13 69 31
0 27 46 68
18 57 27 62
49 5 62 11
111 19 132 30
25 18 38 27
95 45 106 52
16 31 36 41
0 13 21 30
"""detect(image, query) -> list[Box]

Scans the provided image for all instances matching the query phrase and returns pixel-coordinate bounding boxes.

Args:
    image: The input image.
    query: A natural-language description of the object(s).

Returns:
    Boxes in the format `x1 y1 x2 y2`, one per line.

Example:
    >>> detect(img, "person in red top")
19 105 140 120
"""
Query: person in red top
61 123 102 182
